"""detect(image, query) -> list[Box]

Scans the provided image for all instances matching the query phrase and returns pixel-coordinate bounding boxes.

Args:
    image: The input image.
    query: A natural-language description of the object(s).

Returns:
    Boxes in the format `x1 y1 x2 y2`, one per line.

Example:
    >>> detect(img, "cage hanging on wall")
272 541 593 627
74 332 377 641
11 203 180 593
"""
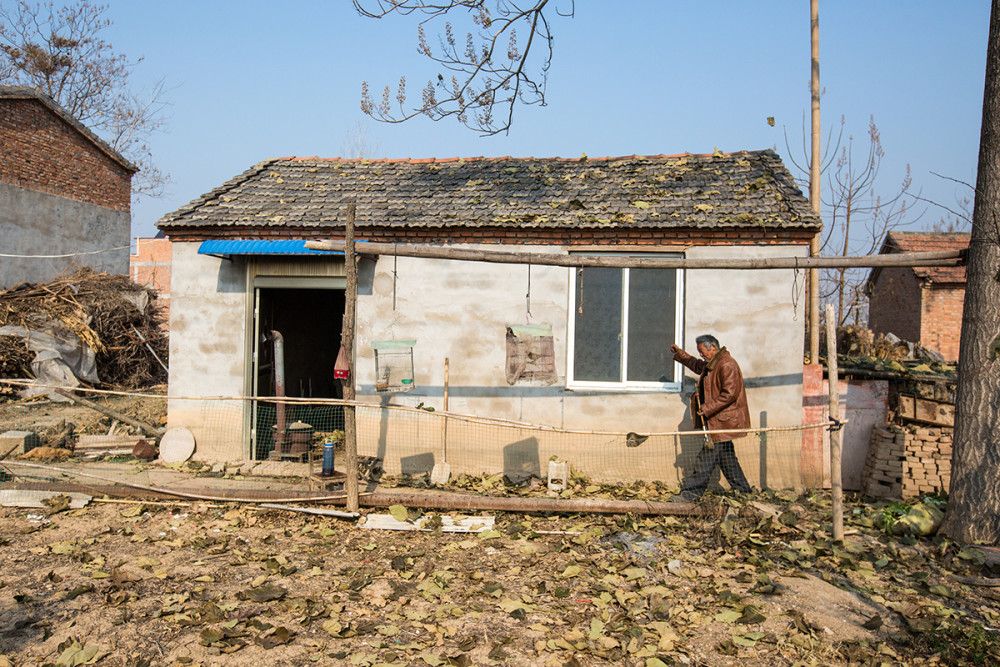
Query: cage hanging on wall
372 339 416 393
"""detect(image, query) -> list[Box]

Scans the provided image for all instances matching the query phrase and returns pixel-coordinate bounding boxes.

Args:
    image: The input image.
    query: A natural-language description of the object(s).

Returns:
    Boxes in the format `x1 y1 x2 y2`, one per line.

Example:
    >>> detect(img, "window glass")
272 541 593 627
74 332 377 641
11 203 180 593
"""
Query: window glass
627 268 677 382
572 267 622 382
570 258 682 387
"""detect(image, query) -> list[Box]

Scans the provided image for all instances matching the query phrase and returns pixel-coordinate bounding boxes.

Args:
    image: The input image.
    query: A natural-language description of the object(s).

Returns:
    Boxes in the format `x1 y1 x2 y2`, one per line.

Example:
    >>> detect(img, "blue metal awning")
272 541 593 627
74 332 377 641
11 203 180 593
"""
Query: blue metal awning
198 240 343 257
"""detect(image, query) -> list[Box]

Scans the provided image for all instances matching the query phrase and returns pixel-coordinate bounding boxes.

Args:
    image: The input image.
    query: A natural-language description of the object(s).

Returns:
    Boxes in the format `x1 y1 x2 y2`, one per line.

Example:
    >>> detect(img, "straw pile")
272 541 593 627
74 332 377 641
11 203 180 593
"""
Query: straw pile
0 267 168 389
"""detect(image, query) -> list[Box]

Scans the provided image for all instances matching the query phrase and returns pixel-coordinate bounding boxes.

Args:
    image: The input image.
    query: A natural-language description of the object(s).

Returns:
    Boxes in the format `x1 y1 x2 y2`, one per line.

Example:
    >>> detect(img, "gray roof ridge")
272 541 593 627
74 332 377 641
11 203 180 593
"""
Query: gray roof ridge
273 148 769 165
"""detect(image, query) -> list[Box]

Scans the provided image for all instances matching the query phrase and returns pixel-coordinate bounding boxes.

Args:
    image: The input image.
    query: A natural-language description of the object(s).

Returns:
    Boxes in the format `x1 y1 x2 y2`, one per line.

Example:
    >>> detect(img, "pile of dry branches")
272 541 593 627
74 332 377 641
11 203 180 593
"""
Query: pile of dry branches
0 267 168 389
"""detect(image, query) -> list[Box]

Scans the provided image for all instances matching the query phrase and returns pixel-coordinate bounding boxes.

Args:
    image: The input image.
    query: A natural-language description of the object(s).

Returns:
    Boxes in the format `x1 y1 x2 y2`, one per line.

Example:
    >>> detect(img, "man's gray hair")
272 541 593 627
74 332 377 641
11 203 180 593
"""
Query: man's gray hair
695 334 720 349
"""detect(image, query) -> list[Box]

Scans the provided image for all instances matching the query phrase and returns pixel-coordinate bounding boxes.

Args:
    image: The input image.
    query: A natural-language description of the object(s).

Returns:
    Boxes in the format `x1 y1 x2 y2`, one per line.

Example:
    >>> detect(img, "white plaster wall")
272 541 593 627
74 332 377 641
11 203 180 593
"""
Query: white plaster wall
355 244 808 435
166 241 248 460
683 244 809 431
163 239 810 487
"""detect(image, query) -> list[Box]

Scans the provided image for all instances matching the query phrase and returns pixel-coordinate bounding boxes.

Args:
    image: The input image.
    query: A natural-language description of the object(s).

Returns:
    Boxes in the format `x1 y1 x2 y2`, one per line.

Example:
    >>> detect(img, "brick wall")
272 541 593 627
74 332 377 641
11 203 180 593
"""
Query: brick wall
862 424 952 499
130 237 172 324
920 284 964 361
0 98 131 211
868 267 922 343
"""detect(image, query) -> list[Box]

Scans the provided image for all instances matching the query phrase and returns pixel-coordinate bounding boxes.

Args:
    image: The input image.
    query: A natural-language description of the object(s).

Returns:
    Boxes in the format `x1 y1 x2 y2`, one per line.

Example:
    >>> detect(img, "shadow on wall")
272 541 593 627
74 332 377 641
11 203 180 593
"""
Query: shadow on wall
504 437 540 482
401 452 435 474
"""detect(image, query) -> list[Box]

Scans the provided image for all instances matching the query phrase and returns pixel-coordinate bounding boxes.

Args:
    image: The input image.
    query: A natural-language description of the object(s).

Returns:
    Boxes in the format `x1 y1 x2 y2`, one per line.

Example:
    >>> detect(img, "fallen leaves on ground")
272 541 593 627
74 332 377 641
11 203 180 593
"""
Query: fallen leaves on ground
0 491 998 665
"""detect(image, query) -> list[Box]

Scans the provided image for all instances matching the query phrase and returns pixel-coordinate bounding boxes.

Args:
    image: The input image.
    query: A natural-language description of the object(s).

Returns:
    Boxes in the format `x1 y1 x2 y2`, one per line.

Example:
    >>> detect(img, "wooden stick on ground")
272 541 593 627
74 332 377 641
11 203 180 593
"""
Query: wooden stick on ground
55 390 162 438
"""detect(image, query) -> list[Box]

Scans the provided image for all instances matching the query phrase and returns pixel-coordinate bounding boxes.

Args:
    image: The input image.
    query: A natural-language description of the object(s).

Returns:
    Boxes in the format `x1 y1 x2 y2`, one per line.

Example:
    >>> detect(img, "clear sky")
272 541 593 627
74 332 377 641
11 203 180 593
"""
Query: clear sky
83 1 990 240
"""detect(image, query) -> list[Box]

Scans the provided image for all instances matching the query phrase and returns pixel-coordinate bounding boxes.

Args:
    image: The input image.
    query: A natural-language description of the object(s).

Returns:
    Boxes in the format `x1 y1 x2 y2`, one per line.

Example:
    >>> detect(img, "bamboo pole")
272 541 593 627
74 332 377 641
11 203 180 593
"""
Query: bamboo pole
825 303 844 542
305 239 963 270
341 203 359 512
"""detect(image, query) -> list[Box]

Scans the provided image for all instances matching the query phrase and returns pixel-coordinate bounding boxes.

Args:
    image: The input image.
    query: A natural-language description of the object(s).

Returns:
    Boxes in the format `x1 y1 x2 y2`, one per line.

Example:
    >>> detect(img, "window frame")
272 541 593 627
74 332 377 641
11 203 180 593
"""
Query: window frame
566 253 685 392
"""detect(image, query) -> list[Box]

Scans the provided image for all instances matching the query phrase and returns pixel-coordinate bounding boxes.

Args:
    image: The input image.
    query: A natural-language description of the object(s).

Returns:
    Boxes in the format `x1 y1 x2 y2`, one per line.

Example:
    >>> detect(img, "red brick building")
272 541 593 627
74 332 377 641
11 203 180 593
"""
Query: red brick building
865 231 969 361
0 86 137 288
129 235 172 323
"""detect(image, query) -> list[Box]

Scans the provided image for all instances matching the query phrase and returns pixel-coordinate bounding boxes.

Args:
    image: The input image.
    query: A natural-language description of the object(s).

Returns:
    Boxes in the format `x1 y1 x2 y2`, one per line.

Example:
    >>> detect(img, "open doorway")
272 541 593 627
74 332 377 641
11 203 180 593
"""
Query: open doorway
253 286 345 459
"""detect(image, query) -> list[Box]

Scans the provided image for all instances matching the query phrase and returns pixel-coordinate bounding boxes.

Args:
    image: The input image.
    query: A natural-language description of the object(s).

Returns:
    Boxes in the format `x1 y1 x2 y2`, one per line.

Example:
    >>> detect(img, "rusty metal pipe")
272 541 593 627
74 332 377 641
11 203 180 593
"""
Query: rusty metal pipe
269 330 287 451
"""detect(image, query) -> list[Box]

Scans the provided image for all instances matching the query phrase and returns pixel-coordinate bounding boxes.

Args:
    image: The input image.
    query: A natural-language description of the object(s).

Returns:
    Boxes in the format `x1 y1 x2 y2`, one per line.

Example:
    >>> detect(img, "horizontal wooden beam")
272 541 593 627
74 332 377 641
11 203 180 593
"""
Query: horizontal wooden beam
304 239 964 270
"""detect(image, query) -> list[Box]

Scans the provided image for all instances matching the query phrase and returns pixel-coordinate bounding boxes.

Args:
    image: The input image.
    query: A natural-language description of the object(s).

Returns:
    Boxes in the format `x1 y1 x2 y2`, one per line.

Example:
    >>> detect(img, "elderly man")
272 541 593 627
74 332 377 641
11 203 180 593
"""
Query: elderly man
670 335 752 500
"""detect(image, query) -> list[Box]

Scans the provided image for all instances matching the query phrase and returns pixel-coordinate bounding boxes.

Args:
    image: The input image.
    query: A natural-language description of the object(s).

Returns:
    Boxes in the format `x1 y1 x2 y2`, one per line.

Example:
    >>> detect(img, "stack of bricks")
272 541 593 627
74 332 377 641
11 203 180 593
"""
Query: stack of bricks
862 425 953 499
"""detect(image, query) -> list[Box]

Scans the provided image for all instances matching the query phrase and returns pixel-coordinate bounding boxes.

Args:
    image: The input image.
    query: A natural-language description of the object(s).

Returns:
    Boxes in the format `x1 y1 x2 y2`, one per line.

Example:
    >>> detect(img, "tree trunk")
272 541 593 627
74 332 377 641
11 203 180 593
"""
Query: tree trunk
940 0 1000 543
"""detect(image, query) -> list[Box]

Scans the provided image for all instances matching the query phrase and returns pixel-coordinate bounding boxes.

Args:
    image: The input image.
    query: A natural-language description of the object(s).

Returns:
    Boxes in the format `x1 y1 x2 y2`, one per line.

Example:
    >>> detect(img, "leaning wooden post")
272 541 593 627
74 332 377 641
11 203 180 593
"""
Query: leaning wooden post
341 203 359 512
825 303 844 541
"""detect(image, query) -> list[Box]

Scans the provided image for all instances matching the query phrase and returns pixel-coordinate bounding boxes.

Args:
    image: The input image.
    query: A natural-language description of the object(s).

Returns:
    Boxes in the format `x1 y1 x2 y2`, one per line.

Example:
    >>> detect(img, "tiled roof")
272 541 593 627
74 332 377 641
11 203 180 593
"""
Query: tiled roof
885 231 969 283
0 86 138 172
157 149 821 233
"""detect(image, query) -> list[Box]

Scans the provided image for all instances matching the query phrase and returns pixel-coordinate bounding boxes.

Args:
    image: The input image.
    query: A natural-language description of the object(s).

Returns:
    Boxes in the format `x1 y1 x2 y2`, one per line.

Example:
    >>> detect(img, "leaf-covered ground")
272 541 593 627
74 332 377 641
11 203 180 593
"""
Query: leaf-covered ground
1 490 999 666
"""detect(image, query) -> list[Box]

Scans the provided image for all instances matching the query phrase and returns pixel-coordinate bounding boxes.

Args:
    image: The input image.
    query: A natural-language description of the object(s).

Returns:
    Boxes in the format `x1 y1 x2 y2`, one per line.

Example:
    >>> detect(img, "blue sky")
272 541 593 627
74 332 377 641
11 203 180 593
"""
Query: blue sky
88 1 990 240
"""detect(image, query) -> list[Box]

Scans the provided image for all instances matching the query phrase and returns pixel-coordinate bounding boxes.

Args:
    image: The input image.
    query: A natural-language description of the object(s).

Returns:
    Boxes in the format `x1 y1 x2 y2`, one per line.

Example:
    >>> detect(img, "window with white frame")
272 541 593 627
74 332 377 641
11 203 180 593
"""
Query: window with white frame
567 255 684 390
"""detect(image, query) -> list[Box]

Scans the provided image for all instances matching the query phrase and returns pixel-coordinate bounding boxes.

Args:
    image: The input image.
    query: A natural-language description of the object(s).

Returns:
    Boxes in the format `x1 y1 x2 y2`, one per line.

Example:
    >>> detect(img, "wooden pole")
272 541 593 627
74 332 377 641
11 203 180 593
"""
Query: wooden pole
358 488 700 516
442 357 449 462
341 203 359 512
305 240 963 271
55 390 162 438
825 303 844 542
809 0 822 365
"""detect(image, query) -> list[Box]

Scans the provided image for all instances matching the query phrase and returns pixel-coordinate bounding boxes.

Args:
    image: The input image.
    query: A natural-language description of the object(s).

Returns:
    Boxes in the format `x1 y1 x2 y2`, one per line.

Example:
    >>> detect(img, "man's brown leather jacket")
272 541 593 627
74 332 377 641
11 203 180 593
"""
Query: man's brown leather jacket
673 346 751 442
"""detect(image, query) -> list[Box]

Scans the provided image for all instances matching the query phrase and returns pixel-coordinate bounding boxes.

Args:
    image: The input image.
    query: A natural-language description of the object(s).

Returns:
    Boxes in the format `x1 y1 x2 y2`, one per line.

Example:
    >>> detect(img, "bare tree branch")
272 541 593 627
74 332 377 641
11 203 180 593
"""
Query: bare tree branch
356 0 572 135
0 0 170 201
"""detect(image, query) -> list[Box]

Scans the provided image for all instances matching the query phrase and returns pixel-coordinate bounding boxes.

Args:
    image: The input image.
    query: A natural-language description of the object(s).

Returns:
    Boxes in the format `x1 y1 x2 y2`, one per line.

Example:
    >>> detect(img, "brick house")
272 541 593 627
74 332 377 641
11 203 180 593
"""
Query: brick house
155 149 823 486
0 86 137 289
865 231 969 361
129 233 172 323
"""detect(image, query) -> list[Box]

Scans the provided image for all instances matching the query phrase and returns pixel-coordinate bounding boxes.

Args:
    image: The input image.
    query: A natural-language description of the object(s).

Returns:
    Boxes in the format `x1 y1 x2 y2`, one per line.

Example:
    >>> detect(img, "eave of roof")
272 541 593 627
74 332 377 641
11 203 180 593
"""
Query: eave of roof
0 85 138 173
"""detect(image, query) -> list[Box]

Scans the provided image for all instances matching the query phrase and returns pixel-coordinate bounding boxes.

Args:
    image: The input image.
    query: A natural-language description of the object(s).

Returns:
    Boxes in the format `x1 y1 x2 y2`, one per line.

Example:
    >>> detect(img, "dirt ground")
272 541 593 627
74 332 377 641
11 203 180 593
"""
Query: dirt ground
0 389 167 446
1 490 999 667
2 392 999 665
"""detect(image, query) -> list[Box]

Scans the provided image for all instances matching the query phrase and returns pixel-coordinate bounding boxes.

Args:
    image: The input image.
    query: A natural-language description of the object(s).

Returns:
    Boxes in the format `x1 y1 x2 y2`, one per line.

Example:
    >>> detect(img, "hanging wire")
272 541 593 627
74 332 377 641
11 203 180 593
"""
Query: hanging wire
791 261 801 321
577 267 585 315
392 244 398 311
525 261 532 321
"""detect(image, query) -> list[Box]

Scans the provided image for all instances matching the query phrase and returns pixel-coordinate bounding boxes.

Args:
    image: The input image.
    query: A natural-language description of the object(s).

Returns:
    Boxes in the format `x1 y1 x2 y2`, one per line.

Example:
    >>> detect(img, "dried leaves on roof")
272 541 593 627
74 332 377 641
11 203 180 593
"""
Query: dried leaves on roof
157 149 822 234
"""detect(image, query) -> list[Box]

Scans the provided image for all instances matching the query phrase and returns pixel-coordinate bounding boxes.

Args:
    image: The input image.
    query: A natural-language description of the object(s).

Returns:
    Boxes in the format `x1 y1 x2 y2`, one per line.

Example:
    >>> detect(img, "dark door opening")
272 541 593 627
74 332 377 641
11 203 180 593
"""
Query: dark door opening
254 287 345 459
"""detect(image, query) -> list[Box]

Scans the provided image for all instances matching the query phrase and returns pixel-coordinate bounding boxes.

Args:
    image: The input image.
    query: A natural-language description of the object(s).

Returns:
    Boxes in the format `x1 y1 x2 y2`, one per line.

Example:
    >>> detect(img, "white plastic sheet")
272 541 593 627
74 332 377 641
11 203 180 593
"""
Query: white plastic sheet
0 319 99 399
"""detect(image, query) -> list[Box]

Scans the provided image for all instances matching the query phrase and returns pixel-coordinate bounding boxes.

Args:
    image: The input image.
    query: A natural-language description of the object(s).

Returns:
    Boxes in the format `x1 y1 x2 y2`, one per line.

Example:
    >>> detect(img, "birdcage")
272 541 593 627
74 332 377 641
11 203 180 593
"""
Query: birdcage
372 339 416 393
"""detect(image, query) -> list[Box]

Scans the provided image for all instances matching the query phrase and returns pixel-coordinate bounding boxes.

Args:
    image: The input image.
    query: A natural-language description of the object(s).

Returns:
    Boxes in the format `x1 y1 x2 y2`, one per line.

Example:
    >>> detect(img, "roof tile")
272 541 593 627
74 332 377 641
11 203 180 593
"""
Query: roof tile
158 149 821 233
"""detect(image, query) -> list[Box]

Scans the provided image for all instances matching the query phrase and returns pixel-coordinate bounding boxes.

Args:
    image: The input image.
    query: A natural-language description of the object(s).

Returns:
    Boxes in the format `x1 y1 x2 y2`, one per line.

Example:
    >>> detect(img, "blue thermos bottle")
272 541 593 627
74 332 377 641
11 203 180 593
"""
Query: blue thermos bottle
321 439 335 477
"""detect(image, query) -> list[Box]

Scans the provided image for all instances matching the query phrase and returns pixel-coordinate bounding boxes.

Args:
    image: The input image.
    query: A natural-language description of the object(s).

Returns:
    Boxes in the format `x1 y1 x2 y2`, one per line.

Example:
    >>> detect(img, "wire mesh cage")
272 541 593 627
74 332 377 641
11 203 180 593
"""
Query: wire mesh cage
372 339 416 393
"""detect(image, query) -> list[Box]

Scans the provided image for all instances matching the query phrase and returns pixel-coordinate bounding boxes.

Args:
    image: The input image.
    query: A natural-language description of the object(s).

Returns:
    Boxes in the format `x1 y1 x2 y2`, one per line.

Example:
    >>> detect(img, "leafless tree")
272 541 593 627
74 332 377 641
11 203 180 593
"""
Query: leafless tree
340 119 383 159
785 115 916 327
356 0 573 135
0 1 169 200
821 116 915 326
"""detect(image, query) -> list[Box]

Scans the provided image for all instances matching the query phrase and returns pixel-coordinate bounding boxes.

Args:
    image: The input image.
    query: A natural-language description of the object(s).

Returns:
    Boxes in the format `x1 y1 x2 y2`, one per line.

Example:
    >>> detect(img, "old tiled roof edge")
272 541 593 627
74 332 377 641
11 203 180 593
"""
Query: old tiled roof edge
157 148 822 231
276 149 754 165
866 230 970 287
0 85 139 172
156 158 285 224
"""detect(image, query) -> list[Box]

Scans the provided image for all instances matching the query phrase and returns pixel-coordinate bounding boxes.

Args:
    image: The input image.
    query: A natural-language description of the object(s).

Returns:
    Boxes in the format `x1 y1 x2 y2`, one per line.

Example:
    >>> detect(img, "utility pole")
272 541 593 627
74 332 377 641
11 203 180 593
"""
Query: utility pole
809 0 822 363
